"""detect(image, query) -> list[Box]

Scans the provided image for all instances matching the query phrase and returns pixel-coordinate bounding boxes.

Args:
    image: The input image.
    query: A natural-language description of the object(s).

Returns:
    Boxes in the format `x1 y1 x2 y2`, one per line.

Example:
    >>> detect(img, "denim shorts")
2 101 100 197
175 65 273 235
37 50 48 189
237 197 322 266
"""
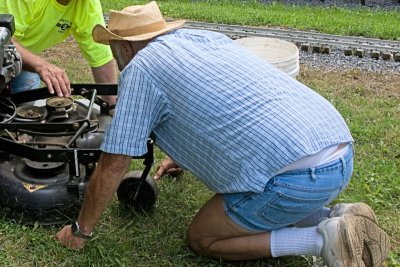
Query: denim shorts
223 145 353 232
11 71 41 94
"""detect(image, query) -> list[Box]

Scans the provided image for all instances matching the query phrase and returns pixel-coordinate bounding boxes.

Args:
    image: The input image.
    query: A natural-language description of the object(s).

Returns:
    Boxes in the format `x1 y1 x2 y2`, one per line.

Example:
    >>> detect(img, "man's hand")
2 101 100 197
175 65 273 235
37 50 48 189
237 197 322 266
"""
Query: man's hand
154 157 184 180
11 37 71 97
56 225 86 250
38 62 71 97
55 153 131 251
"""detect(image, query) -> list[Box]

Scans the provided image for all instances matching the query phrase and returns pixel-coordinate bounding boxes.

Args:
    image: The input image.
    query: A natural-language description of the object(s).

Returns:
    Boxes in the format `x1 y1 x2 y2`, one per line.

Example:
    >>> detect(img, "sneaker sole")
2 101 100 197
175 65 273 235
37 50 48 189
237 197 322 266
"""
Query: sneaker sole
340 214 366 267
362 218 391 267
331 204 390 267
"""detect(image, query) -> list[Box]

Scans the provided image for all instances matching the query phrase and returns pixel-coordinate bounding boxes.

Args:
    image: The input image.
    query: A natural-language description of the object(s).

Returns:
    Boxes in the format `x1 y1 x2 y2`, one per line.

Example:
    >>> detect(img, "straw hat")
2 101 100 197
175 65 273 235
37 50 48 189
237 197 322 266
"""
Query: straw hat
93 1 186 45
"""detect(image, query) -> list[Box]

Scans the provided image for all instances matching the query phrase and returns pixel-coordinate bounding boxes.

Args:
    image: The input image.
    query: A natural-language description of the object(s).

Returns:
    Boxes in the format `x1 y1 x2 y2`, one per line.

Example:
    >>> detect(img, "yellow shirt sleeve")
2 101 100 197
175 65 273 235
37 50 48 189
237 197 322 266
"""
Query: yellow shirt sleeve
0 0 113 68
70 0 114 68
0 0 33 40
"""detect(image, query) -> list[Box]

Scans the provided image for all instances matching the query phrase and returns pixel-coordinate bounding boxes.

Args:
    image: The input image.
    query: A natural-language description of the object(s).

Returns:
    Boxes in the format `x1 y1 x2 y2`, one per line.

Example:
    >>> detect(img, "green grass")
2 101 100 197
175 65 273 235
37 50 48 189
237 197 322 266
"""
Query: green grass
101 0 400 40
300 70 400 266
0 1 399 266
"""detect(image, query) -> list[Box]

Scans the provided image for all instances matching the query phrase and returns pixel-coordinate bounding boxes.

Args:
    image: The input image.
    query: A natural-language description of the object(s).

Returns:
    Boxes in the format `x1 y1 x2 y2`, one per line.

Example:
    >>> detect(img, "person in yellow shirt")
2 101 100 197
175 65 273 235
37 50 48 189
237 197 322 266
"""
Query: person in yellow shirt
0 0 116 104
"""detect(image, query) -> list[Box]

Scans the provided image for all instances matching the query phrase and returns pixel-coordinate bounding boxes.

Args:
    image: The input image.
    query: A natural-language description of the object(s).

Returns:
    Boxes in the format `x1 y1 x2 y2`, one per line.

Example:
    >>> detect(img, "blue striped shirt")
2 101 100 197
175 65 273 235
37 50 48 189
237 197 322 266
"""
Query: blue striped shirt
101 29 353 193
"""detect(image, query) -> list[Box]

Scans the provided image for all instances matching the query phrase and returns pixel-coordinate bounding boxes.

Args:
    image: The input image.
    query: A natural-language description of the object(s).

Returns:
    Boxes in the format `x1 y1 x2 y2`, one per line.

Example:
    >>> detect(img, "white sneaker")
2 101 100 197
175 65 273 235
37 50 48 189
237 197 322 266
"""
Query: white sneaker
329 203 377 223
362 218 391 267
318 214 365 267
329 203 391 267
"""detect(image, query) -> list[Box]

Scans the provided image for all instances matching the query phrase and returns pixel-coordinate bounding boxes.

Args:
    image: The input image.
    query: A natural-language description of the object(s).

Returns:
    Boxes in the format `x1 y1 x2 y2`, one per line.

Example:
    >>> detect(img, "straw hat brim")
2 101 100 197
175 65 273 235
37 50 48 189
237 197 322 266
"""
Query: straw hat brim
93 20 186 45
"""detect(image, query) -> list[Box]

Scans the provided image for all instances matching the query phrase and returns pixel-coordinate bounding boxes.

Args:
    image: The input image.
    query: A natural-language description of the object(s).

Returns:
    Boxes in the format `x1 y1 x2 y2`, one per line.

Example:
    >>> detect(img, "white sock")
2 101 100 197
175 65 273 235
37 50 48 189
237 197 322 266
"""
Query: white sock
293 207 330 227
270 227 323 257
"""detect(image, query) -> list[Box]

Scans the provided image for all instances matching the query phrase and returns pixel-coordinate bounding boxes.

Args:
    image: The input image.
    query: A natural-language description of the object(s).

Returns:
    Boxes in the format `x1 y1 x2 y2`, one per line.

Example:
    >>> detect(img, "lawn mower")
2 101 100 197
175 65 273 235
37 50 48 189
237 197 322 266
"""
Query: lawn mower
0 14 158 225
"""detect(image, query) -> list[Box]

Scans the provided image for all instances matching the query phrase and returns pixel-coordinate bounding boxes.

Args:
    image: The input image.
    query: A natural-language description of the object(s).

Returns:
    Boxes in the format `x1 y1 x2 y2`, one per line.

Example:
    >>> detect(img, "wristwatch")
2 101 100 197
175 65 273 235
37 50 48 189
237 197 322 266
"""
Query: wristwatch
71 221 93 240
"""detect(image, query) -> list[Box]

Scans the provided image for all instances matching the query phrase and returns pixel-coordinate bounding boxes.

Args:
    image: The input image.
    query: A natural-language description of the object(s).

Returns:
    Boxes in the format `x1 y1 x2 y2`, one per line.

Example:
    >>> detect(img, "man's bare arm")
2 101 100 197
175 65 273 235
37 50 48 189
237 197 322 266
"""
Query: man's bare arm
12 37 71 96
91 60 117 105
78 152 131 233
56 152 131 249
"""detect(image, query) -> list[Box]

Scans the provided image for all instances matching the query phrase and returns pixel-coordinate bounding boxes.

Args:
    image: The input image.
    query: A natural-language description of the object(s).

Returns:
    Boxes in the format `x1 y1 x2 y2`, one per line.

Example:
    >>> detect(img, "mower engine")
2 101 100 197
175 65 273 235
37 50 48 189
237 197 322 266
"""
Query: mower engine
0 14 21 93
0 15 157 225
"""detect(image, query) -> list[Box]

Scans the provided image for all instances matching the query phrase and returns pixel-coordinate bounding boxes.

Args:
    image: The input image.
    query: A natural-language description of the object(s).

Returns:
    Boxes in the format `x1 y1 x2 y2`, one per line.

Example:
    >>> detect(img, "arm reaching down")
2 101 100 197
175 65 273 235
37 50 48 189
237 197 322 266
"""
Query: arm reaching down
56 152 132 249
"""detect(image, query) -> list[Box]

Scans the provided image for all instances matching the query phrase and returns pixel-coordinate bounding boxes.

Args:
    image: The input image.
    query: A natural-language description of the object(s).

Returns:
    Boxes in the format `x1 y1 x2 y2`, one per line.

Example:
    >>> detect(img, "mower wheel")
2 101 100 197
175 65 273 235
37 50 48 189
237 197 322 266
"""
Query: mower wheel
117 171 158 212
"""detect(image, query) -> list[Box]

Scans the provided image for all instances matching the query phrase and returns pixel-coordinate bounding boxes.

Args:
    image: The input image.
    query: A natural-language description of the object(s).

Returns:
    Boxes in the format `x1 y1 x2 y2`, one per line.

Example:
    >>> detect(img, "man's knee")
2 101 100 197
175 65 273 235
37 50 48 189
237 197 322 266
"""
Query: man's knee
187 223 213 256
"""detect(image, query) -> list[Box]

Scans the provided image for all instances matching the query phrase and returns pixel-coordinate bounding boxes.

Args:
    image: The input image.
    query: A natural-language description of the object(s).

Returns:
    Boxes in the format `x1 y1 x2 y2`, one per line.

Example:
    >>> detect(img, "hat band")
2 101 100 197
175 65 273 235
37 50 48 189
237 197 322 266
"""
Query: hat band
111 20 167 37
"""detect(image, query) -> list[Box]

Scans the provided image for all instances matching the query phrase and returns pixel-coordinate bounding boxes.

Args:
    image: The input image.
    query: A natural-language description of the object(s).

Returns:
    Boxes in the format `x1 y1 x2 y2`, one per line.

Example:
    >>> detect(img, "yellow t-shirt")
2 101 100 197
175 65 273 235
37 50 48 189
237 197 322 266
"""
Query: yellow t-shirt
0 0 113 68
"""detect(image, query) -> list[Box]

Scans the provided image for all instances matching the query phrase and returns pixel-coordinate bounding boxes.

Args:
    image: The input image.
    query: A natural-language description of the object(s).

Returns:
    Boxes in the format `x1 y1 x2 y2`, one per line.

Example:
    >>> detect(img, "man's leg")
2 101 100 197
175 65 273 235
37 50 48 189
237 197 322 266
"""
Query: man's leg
187 194 271 260
11 71 41 94
187 147 389 265
187 194 371 266
187 194 390 267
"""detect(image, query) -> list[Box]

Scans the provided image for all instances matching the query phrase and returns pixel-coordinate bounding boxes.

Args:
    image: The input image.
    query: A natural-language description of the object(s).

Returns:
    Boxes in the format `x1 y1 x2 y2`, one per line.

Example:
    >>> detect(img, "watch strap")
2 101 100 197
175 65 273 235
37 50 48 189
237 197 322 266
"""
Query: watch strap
71 221 93 240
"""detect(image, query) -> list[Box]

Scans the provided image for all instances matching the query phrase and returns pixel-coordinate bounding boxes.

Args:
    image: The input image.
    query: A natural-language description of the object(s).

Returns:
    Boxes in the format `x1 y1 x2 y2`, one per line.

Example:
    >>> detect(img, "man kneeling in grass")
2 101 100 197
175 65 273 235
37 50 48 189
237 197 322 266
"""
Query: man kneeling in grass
56 2 390 266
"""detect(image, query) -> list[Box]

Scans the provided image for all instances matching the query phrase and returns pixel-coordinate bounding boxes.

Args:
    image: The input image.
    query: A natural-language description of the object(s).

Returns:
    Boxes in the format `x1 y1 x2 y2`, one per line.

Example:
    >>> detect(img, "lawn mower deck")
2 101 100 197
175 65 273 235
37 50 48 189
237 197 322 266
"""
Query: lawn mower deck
0 85 158 224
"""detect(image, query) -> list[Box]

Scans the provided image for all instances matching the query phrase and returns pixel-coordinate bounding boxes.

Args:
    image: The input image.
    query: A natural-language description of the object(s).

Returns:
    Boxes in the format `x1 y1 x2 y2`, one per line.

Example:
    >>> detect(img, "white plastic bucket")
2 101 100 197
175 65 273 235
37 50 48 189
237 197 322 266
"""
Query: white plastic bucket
235 37 300 78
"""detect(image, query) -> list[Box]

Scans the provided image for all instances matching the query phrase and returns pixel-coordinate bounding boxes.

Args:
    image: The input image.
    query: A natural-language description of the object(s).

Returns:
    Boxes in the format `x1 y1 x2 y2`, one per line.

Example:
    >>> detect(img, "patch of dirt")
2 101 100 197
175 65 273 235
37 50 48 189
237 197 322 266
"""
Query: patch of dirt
41 36 95 83
299 64 400 100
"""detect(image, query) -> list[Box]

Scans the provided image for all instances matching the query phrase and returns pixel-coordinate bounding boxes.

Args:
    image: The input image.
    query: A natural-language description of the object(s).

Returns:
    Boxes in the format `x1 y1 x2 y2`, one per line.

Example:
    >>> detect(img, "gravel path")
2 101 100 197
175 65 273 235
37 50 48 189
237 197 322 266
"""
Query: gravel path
299 48 400 74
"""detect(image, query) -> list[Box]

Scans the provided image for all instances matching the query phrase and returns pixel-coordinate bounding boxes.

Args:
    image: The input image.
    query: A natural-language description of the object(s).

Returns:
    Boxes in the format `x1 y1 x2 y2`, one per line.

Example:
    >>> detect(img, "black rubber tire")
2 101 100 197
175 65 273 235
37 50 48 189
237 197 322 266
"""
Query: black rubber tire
117 171 158 212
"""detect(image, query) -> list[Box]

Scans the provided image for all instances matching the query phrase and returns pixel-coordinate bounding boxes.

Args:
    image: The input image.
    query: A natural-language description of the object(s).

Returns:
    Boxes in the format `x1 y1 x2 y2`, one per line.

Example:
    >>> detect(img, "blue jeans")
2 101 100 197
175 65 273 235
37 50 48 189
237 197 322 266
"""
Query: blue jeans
223 145 353 232
11 71 41 94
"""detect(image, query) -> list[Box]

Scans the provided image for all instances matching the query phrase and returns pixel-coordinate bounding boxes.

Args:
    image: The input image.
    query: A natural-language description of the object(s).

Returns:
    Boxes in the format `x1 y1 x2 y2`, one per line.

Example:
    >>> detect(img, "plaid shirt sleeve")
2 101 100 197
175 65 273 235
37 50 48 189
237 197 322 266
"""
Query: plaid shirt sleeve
101 63 169 156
